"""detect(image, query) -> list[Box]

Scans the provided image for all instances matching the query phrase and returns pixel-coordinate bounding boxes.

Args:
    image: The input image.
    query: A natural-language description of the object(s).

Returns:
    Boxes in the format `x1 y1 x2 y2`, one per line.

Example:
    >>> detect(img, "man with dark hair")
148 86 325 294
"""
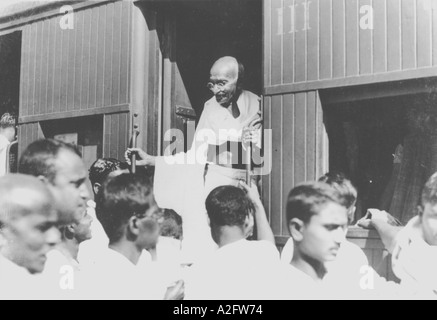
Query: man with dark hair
184 183 298 300
83 173 184 300
0 113 17 176
285 181 348 293
88 158 129 198
18 139 89 226
0 174 60 299
126 56 262 264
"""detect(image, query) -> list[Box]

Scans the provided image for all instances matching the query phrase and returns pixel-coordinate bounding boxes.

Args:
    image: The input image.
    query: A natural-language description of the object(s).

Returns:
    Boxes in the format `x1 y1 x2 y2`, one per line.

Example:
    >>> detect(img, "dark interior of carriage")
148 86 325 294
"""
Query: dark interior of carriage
321 78 437 224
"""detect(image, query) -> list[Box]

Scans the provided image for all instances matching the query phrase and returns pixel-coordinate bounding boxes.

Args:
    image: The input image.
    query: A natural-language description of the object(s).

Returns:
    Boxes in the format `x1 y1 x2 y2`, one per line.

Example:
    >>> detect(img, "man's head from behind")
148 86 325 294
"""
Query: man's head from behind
205 185 255 245
318 172 357 224
18 139 90 226
0 174 60 274
98 173 160 249
418 172 437 246
208 56 244 107
0 113 17 142
286 182 348 263
89 158 129 198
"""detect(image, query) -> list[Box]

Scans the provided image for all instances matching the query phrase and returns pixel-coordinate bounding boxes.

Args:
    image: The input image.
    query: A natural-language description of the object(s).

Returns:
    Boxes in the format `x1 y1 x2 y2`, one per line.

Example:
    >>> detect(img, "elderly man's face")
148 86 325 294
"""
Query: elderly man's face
49 150 90 226
2 192 60 274
208 64 239 107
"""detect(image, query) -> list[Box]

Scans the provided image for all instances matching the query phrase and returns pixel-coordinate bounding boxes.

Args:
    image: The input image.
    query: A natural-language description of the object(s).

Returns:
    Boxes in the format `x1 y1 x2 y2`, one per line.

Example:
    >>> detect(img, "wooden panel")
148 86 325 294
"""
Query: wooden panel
103 3 114 108
264 0 272 87
306 91 316 180
282 93 294 235
294 0 306 82
88 7 99 109
47 18 56 114
66 14 76 112
111 1 122 106
119 1 130 105
401 0 416 70
345 0 359 76
294 92 307 184
332 0 345 79
34 23 43 117
271 0 283 85
39 20 49 117
359 0 373 74
96 5 106 108
27 24 36 116
59 24 69 113
80 9 91 109
417 0 432 68
20 26 30 117
307 0 319 81
319 0 332 79
52 15 62 114
103 112 129 162
282 0 294 84
271 95 283 235
373 0 387 73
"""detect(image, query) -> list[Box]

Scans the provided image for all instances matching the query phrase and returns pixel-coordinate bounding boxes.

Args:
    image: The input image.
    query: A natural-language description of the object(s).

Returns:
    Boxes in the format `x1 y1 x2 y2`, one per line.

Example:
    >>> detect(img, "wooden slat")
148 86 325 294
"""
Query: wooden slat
271 0 283 85
66 14 76 112
73 11 84 110
264 0 272 88
118 112 128 160
111 1 122 106
104 2 114 108
80 9 91 109
294 92 306 184
359 0 373 75
387 0 402 71
53 16 62 114
401 0 417 70
88 7 99 109
306 91 316 180
110 113 119 159
295 0 306 82
119 1 130 105
271 95 283 235
282 93 294 235
20 26 30 117
319 0 332 79
103 114 111 157
28 23 38 116
373 0 387 73
96 5 106 108
282 0 294 84
417 0 432 68
345 0 359 76
307 0 319 81
59 24 70 113
39 20 49 116
332 0 345 78
47 18 56 114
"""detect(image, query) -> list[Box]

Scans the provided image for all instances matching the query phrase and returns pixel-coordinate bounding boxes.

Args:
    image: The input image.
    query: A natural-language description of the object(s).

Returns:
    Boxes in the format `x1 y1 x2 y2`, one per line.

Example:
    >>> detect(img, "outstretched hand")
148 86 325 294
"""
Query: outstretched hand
164 280 185 300
239 180 261 203
124 148 156 167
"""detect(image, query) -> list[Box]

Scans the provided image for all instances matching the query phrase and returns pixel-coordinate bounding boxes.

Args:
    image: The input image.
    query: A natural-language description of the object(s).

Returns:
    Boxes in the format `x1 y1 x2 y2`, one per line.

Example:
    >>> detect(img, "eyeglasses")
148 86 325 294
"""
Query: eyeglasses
207 81 227 91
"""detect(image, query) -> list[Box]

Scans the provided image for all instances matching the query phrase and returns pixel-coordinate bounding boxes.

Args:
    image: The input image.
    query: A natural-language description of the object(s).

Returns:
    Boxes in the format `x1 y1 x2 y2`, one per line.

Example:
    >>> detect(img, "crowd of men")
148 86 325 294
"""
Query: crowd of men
0 56 436 300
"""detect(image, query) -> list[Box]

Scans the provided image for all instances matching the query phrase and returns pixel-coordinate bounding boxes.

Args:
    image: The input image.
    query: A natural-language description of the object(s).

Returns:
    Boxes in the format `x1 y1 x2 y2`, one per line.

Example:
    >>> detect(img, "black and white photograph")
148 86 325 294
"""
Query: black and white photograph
0 0 437 303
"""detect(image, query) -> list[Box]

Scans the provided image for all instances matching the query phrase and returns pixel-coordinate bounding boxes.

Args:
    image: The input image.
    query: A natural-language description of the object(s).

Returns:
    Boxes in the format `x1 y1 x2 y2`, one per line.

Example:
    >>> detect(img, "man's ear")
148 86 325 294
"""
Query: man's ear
128 216 140 237
64 225 75 240
417 205 424 218
289 218 304 242
93 183 101 197
243 214 255 238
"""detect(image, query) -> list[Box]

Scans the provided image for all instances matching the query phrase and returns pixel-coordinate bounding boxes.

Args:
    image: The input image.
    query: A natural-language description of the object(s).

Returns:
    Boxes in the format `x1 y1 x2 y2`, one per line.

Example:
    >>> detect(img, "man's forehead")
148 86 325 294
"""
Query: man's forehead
312 202 348 222
53 150 87 177
210 61 238 79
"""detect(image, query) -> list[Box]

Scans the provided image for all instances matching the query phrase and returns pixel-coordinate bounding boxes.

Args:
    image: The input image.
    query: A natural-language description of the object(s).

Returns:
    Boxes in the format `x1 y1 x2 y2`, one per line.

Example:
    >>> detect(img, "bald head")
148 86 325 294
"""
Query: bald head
208 56 244 107
0 174 59 274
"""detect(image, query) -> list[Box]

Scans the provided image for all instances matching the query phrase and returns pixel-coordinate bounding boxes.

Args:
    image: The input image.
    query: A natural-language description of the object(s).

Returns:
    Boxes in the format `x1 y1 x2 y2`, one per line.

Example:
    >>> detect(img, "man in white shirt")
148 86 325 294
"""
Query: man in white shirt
0 174 60 299
0 113 16 176
390 172 437 298
184 183 301 300
125 56 262 264
82 173 184 300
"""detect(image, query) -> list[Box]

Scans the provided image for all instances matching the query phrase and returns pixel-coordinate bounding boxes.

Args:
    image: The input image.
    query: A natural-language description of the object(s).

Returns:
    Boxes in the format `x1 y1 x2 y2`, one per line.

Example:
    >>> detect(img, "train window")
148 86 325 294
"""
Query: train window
321 78 437 224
